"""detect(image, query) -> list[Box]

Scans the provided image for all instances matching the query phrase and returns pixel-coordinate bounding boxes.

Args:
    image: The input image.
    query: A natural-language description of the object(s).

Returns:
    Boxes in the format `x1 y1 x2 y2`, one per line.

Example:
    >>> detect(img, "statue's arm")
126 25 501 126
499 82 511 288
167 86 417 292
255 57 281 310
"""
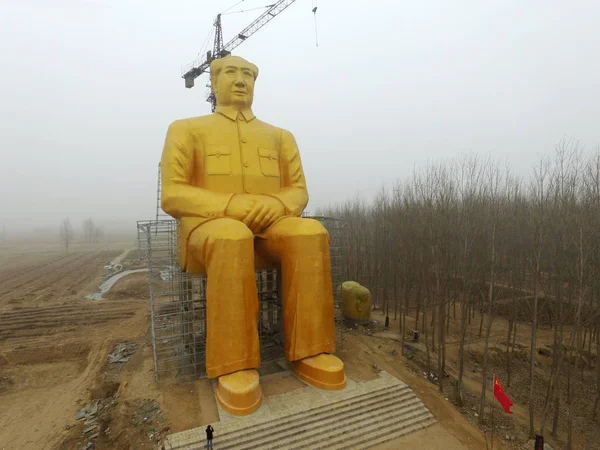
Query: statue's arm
160 120 234 219
265 129 309 216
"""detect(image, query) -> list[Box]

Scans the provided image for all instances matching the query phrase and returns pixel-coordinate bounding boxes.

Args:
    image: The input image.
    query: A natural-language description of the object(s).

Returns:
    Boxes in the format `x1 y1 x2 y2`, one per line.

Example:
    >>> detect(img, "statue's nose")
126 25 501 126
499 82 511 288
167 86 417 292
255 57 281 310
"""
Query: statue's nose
233 73 246 86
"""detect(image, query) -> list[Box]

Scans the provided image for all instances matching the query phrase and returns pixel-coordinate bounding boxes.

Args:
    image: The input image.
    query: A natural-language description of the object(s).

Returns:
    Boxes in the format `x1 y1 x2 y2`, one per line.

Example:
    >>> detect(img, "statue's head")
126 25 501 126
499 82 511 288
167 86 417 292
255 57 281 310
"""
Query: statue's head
210 55 259 109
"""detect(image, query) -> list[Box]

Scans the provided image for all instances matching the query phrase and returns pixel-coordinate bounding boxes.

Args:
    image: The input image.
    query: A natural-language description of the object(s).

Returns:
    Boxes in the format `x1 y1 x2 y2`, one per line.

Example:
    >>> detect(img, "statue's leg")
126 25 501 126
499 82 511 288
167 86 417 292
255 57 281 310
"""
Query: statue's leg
257 217 346 390
188 218 263 414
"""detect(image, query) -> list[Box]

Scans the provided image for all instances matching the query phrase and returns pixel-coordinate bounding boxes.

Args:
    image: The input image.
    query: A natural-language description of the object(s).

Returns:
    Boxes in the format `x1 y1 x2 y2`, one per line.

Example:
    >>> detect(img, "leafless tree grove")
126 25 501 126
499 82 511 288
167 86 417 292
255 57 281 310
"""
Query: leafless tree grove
319 139 600 448
82 217 103 243
59 217 74 252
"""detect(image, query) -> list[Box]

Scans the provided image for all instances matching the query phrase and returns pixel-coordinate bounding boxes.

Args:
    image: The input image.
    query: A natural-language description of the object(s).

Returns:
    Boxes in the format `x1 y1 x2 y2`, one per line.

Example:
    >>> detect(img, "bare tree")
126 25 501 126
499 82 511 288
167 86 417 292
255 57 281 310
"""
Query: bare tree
528 156 551 436
60 217 74 252
82 217 96 243
478 158 508 424
318 142 600 447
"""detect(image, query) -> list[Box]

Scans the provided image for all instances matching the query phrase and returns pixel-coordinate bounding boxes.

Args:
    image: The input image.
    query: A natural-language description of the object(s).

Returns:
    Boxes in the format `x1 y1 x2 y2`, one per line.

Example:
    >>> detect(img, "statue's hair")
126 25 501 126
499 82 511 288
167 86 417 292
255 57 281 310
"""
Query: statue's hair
210 56 259 88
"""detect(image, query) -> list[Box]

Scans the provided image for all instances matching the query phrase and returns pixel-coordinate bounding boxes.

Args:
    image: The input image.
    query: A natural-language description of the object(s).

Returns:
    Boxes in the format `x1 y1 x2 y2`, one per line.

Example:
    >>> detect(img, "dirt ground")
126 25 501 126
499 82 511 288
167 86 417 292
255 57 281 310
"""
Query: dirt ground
0 242 151 450
0 241 587 450
365 303 599 450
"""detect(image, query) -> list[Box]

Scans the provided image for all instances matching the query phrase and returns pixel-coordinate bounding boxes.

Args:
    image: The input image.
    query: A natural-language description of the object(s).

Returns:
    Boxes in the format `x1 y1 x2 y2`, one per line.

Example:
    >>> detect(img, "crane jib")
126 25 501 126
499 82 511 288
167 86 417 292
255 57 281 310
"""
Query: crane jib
182 0 298 87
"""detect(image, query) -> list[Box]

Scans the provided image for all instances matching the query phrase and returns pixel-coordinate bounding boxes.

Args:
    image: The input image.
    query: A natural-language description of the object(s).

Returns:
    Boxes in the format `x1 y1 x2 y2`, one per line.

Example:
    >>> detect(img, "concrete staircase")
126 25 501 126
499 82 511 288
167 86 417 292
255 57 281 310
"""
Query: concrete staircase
165 371 435 450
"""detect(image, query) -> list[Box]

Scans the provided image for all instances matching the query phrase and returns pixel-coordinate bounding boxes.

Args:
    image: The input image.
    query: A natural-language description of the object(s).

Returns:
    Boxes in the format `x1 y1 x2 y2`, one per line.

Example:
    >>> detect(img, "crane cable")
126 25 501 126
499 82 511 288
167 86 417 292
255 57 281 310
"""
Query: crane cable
222 4 275 16
312 0 318 47
196 26 215 62
221 0 245 15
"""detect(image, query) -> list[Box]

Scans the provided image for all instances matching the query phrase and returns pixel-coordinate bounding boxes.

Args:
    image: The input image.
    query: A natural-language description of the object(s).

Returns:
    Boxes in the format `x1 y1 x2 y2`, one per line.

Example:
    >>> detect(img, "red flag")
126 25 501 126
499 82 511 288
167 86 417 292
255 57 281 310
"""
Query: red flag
493 374 513 414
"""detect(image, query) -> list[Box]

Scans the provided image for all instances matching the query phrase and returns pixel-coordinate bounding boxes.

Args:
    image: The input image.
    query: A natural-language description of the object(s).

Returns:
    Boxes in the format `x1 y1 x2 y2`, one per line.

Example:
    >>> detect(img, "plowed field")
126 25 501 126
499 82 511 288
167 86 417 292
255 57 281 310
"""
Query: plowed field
0 242 150 450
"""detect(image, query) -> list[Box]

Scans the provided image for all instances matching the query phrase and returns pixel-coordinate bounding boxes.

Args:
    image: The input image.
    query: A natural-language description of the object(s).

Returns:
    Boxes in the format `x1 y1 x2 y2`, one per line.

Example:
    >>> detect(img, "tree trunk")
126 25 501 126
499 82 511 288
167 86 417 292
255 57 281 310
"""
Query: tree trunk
567 343 574 450
446 298 451 334
423 282 431 376
506 315 514 387
478 299 484 338
479 315 493 424
393 263 399 321
415 283 421 332
455 288 470 406
594 318 600 419
529 247 541 437
438 275 445 393
540 343 563 436
510 312 518 387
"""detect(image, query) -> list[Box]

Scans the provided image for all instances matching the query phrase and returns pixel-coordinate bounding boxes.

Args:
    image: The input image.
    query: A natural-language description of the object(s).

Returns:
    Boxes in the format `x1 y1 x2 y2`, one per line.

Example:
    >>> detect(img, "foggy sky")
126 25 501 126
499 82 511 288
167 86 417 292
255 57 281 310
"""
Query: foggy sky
1 0 599 233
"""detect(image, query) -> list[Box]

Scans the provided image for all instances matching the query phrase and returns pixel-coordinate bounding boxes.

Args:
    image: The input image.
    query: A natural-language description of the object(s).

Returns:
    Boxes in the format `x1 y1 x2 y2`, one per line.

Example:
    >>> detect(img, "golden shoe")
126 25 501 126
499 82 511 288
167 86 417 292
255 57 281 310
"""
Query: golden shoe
292 353 347 390
216 369 262 416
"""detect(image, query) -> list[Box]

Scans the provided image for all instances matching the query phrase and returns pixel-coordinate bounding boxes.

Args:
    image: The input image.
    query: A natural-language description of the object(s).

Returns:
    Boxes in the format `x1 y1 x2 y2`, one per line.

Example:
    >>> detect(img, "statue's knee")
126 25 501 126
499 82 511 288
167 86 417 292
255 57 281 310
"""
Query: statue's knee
189 220 253 250
210 220 253 242
301 219 327 236
279 218 328 237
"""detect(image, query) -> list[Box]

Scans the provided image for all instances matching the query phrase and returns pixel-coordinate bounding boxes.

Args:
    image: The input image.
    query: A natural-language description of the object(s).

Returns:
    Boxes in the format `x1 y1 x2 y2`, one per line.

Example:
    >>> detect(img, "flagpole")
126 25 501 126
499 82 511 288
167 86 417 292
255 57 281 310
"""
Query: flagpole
491 373 494 450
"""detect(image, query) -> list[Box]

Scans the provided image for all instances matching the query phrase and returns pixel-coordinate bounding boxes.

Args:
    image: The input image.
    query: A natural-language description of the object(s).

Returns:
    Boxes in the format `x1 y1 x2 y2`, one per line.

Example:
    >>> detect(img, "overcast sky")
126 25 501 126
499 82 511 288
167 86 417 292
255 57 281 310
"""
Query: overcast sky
1 0 599 233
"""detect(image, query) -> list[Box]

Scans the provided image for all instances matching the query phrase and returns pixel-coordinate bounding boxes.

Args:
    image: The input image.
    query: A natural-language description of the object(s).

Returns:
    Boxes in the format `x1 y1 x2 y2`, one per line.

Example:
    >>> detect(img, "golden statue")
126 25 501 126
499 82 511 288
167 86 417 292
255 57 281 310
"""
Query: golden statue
161 55 346 415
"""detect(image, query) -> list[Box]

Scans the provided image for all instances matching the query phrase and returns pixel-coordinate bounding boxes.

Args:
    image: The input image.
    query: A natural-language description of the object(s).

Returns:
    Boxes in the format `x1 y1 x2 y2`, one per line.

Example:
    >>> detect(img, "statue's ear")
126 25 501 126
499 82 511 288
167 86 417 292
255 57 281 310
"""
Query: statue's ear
210 76 218 95
250 62 259 81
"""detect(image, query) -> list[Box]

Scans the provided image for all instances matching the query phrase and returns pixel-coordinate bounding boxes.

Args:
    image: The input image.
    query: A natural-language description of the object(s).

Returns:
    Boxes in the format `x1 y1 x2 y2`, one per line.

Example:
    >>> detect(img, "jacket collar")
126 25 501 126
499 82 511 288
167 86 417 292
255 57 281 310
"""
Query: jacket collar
215 105 256 122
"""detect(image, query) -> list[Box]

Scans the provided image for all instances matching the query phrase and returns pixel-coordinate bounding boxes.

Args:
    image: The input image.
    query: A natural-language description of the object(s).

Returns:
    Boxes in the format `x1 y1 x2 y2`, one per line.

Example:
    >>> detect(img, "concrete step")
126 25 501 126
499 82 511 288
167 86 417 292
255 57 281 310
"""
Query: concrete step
337 414 436 450
282 398 430 450
164 371 436 450
214 384 409 449
226 389 420 450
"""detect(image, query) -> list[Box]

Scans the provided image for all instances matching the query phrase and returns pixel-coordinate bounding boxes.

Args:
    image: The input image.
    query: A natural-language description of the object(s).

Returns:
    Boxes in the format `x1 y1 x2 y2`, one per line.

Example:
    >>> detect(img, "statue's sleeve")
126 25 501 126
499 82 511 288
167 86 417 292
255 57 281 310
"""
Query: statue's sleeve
267 129 309 216
160 120 234 219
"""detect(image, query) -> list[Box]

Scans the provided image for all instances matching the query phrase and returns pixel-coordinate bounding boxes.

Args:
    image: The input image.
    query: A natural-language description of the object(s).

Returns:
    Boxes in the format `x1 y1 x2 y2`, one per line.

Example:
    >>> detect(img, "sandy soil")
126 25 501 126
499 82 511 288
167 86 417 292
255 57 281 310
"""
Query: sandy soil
372 423 474 450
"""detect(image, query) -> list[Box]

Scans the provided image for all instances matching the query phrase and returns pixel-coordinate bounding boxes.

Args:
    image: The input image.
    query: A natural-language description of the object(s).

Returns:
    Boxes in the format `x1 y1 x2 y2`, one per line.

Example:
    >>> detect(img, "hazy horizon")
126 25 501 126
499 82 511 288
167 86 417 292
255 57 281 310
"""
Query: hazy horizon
2 0 599 236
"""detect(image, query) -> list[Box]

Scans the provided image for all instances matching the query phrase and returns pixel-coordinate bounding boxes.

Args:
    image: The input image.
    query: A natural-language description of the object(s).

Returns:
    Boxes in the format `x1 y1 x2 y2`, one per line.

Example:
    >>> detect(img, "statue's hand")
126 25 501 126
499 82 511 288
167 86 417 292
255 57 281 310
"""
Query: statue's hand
243 195 285 233
225 194 256 222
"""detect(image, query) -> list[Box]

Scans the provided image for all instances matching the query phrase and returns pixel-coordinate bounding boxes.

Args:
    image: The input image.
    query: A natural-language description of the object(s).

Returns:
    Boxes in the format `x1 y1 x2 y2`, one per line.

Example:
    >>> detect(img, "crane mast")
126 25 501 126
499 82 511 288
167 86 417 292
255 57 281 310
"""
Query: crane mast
182 0 299 111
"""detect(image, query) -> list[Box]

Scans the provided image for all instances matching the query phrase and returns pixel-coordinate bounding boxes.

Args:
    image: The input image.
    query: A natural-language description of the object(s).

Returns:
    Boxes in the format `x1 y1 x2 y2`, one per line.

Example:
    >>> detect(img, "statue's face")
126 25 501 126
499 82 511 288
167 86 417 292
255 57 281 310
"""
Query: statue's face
214 57 255 108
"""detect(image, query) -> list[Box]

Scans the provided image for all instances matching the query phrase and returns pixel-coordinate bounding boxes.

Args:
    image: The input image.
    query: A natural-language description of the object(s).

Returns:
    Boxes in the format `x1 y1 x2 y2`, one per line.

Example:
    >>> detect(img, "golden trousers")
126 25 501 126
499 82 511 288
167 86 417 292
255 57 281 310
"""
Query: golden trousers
188 216 336 379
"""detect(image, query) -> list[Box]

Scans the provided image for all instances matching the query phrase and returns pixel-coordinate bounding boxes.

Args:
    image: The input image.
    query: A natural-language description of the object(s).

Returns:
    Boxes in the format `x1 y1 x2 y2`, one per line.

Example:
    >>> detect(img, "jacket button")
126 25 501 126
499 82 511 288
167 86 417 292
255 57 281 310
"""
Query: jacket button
215 152 220 157
244 161 249 167
241 137 247 143
245 187 252 193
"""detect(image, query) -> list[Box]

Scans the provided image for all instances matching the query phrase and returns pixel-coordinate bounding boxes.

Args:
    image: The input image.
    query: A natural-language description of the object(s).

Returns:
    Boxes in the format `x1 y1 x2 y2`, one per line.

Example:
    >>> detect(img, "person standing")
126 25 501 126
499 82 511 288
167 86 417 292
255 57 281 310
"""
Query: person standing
206 424 214 449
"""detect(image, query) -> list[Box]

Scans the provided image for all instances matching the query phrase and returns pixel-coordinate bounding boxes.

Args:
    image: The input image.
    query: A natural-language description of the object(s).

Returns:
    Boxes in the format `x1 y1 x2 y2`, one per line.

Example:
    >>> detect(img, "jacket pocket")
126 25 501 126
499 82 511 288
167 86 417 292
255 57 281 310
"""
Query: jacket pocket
258 148 280 178
205 146 232 175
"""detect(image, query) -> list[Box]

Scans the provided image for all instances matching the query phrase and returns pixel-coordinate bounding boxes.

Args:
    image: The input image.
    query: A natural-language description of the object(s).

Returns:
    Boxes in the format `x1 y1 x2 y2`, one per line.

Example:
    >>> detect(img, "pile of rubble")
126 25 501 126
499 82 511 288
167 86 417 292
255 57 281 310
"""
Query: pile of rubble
75 400 104 443
108 342 136 364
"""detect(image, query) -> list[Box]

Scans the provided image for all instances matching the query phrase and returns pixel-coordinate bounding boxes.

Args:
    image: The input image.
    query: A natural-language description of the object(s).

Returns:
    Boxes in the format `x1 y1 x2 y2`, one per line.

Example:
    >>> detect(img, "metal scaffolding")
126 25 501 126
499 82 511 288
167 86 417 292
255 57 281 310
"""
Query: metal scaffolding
138 217 346 381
